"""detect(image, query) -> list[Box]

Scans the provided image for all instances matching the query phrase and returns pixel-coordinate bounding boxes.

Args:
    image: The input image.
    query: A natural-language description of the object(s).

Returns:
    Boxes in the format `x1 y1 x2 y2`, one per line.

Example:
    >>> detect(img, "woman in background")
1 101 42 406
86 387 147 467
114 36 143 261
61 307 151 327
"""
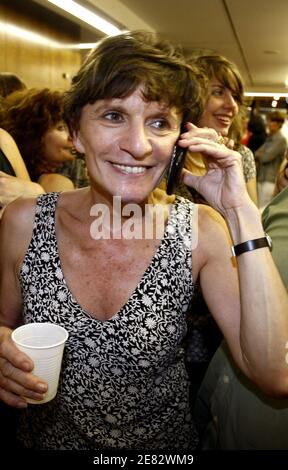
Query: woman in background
0 88 75 192
171 54 258 404
185 54 258 205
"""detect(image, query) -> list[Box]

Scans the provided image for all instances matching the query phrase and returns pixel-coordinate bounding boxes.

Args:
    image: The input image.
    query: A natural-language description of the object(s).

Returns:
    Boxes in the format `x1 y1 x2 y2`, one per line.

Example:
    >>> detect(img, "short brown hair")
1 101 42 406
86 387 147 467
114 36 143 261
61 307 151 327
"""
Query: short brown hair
268 111 286 125
64 31 205 134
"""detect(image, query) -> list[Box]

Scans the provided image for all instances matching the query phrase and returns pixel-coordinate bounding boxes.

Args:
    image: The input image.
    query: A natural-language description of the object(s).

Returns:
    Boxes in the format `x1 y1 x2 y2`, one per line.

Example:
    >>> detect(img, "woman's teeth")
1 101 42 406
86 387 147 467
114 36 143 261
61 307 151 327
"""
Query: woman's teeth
113 164 146 174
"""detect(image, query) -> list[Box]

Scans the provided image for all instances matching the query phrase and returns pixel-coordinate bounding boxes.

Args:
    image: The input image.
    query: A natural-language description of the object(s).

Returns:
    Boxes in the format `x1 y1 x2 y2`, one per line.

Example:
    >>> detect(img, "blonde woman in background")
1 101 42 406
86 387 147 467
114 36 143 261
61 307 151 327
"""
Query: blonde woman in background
161 54 258 404
185 54 257 205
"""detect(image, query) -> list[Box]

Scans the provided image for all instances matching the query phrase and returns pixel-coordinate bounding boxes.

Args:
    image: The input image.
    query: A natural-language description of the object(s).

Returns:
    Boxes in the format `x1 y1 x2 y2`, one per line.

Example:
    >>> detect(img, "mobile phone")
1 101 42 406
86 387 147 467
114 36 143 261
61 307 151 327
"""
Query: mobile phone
166 132 187 195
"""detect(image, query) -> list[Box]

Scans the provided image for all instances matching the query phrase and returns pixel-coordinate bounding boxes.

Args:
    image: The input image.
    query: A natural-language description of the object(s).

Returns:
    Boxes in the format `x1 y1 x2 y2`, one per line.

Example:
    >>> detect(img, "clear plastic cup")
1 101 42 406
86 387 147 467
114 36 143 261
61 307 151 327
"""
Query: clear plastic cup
12 322 68 404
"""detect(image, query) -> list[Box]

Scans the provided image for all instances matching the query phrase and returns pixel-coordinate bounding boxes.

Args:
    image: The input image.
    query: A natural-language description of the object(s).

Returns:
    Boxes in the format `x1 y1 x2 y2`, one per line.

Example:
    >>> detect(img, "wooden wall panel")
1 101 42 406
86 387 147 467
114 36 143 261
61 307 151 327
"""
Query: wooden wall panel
0 2 82 90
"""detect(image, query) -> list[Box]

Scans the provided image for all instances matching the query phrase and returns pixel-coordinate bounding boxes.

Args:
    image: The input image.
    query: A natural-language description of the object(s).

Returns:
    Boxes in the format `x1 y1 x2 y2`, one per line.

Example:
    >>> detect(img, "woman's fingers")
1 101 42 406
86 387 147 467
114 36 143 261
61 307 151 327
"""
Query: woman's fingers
181 122 219 142
0 370 46 402
0 357 47 391
0 386 28 408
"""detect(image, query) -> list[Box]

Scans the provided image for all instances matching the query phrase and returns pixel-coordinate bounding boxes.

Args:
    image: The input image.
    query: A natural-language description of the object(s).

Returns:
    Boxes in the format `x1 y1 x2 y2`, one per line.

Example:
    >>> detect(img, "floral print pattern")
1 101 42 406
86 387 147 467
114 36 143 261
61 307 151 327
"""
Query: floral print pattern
239 144 257 183
18 192 199 450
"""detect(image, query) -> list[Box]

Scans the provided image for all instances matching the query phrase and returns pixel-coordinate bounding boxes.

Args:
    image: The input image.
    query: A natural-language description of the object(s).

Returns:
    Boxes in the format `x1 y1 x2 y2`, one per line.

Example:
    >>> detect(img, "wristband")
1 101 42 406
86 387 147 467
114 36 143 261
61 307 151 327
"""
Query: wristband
231 233 272 257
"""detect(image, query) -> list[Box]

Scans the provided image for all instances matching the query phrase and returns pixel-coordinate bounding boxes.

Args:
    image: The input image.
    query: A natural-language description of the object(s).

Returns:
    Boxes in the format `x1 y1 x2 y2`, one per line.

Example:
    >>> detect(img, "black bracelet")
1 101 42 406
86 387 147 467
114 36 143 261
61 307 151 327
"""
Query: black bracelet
231 233 272 257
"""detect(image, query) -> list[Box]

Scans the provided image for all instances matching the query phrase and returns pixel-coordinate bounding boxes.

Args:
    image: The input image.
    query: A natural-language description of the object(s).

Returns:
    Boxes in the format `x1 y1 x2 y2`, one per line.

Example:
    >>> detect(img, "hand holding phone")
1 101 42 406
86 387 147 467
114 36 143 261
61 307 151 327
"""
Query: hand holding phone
166 142 187 195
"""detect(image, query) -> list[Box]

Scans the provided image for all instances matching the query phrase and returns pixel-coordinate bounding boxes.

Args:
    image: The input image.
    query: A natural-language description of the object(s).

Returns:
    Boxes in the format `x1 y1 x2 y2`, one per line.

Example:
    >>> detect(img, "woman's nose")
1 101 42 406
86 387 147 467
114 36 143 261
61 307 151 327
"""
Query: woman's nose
120 125 152 159
224 91 238 110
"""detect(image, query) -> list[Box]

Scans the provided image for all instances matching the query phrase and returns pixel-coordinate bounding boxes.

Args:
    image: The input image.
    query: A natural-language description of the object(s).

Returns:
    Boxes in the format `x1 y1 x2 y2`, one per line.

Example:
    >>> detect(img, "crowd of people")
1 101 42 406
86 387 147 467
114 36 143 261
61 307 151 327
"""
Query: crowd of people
0 31 288 451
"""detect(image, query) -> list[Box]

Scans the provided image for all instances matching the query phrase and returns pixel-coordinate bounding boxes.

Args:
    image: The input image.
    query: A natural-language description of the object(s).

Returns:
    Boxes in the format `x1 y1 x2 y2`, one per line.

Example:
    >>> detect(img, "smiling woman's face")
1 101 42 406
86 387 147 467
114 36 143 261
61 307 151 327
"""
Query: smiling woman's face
198 78 239 136
42 122 75 169
73 86 182 205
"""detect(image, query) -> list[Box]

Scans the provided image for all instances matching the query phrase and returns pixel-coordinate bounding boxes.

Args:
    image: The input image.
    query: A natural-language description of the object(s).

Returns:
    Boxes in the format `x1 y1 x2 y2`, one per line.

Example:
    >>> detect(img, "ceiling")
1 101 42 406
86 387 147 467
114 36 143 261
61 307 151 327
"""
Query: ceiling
32 0 288 95
118 0 288 95
21 0 288 99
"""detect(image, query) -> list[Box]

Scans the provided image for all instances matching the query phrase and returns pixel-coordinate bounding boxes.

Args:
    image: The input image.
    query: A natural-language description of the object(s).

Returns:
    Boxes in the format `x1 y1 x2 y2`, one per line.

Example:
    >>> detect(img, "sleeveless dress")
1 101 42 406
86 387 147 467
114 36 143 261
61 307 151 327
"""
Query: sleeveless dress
18 192 199 450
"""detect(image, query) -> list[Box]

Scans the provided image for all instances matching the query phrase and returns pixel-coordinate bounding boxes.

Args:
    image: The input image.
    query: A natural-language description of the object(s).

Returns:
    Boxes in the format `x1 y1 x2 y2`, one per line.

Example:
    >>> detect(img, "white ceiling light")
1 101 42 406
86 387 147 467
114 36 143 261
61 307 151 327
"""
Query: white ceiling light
47 0 122 36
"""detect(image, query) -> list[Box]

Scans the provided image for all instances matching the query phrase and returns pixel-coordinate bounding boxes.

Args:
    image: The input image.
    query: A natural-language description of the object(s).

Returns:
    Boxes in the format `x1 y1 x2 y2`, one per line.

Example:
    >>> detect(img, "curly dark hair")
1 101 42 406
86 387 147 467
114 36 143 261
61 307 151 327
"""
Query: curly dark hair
64 30 207 135
0 88 65 180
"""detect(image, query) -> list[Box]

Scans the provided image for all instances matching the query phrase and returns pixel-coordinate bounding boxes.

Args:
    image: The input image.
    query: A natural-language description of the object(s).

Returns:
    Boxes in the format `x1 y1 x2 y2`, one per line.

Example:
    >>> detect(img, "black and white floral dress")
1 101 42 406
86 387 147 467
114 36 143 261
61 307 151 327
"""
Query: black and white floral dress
18 192 199 450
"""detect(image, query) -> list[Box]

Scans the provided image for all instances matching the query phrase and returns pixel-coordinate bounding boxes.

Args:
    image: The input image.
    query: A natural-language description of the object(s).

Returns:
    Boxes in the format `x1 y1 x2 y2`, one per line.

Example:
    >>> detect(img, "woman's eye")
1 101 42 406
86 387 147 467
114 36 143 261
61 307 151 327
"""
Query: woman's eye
212 89 223 97
103 111 123 122
150 119 169 130
56 123 68 132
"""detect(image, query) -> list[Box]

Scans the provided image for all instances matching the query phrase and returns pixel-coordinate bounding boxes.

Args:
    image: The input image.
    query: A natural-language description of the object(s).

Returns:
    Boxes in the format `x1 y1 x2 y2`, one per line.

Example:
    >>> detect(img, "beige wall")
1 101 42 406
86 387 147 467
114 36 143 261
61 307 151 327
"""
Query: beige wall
0 3 82 90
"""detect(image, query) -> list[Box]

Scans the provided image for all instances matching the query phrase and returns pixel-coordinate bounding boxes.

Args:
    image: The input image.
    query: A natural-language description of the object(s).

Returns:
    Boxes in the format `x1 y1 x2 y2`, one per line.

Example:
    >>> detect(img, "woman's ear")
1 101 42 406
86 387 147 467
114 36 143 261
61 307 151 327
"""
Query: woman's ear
73 132 85 154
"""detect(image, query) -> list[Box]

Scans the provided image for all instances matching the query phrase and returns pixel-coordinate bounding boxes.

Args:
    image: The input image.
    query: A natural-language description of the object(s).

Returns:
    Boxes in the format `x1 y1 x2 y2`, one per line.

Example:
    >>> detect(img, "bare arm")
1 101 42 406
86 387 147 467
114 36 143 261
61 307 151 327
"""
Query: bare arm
0 199 48 407
255 137 287 164
195 204 288 396
0 129 44 214
182 124 288 396
0 128 30 180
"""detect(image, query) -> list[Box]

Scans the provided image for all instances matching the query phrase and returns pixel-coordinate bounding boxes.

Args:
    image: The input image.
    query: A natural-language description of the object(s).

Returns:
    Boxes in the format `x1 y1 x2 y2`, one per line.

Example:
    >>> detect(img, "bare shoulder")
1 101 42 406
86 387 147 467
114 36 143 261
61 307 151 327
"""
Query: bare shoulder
38 173 74 192
197 204 231 243
193 204 232 274
2 196 37 228
0 197 38 269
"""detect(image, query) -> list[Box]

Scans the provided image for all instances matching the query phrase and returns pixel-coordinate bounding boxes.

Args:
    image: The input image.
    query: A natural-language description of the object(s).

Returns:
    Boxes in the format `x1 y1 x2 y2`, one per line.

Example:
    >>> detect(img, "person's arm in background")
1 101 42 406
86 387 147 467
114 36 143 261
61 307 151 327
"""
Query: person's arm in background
262 186 288 289
0 128 31 181
0 129 44 216
255 136 287 164
0 172 44 204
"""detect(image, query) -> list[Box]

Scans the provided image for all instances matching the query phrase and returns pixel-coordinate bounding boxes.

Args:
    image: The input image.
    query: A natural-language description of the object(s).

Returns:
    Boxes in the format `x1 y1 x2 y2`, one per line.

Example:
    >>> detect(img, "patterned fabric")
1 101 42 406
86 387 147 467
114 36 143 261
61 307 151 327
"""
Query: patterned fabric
238 144 257 182
18 192 199 450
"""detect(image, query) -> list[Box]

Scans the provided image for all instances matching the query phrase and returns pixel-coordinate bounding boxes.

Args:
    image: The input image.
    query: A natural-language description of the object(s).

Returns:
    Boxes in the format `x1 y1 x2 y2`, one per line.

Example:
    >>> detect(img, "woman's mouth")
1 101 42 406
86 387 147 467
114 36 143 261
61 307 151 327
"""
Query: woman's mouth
215 115 233 127
112 163 147 175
